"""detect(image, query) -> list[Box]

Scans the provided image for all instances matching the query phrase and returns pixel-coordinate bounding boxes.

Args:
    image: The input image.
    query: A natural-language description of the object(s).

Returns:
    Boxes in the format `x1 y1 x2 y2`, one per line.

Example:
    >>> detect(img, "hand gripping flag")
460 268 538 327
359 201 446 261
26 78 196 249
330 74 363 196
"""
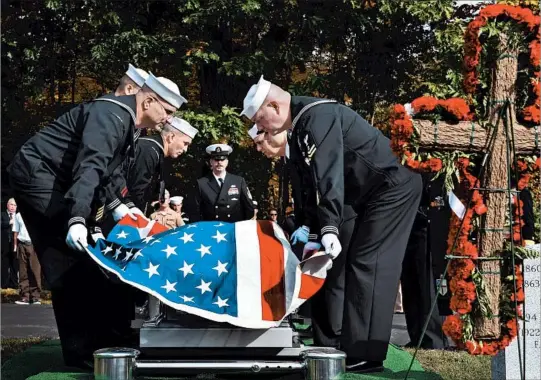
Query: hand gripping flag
85 216 331 329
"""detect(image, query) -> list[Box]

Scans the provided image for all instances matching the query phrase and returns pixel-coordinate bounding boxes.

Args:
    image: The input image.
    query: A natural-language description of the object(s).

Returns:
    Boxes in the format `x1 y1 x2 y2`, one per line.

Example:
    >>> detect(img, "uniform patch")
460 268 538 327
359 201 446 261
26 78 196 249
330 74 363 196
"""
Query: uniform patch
228 186 239 196
299 133 317 165
95 205 105 221
436 276 448 296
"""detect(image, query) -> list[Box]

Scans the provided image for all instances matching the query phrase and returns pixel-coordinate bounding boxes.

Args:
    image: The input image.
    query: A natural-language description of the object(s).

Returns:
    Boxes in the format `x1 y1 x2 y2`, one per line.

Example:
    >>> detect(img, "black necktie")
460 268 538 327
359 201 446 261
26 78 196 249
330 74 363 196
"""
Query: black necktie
218 178 224 188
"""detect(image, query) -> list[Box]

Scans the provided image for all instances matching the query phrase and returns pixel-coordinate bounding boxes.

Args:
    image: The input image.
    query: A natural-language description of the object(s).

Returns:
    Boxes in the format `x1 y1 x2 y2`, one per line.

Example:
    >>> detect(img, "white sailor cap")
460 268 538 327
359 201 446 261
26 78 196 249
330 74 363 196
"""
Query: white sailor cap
248 124 260 140
240 75 272 119
166 117 198 139
206 144 233 158
125 64 149 87
144 73 187 109
170 196 183 205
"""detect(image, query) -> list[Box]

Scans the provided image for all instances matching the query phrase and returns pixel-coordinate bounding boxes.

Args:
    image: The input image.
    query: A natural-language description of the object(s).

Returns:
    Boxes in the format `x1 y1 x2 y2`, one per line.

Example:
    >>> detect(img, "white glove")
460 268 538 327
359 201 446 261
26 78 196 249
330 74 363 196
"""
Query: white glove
112 204 137 222
303 242 333 271
321 233 342 259
129 207 149 221
66 224 88 252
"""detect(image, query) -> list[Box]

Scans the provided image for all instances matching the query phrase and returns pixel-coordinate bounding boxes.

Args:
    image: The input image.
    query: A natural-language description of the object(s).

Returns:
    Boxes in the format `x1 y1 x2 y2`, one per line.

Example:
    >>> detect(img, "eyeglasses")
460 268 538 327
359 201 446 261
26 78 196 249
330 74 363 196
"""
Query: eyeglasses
149 96 175 116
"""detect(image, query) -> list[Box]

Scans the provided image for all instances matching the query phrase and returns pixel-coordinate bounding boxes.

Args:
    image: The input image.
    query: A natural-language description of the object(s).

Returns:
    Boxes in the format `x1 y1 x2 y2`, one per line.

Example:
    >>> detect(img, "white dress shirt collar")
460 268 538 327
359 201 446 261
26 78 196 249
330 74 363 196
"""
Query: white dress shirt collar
213 172 227 186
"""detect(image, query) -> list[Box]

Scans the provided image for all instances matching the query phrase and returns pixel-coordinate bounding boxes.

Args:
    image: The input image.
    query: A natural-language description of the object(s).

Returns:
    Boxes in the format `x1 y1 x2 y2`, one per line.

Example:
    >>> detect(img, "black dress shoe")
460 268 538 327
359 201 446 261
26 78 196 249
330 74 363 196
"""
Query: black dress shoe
346 359 384 373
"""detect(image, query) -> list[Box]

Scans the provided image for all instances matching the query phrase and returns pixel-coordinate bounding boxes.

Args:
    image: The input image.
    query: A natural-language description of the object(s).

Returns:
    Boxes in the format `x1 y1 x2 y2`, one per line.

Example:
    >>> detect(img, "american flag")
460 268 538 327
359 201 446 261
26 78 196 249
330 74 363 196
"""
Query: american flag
85 216 330 328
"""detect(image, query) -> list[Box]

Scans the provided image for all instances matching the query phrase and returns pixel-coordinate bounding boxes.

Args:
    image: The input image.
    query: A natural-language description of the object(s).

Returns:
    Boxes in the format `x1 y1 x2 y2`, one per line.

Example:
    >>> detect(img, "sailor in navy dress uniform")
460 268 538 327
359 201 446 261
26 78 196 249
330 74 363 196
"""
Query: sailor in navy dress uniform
191 144 255 223
249 123 357 349
241 76 422 373
125 117 198 212
7 73 186 369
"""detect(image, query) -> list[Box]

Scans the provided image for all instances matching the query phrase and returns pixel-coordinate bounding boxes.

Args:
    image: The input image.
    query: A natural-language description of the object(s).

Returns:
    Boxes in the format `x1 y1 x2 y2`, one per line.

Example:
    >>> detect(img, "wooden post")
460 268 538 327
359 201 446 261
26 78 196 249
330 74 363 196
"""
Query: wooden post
474 34 519 338
406 33 539 339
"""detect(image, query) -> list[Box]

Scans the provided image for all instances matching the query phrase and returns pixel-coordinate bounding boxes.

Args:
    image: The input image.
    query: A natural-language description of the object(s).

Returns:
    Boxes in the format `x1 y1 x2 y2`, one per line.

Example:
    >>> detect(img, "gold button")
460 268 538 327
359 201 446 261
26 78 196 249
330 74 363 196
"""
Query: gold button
228 214 231 217
227 205 230 208
216 215 219 219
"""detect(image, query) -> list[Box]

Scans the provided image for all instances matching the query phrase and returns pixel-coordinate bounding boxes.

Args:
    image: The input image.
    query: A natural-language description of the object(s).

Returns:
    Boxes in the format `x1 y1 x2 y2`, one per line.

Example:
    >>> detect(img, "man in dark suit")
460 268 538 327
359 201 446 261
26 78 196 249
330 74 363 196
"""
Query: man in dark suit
191 144 255 223
1 198 18 289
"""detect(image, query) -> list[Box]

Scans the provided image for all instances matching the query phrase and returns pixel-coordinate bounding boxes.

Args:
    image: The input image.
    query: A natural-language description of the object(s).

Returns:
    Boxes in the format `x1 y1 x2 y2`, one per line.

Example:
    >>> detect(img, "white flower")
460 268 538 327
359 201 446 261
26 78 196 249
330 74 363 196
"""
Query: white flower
404 103 415 117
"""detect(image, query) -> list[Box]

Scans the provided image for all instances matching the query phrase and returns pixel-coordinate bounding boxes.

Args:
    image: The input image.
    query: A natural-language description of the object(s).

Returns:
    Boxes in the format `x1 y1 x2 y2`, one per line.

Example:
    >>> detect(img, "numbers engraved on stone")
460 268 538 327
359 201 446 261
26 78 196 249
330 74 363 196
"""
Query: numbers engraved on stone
524 279 540 288
525 328 541 337
525 264 541 273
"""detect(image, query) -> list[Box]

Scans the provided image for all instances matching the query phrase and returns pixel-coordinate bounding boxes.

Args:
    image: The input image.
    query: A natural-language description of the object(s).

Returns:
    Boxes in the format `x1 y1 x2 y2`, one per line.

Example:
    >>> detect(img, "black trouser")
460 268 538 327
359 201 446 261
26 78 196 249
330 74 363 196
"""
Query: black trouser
401 217 445 349
1 243 18 288
50 258 135 367
13 192 135 367
340 174 422 362
311 215 356 348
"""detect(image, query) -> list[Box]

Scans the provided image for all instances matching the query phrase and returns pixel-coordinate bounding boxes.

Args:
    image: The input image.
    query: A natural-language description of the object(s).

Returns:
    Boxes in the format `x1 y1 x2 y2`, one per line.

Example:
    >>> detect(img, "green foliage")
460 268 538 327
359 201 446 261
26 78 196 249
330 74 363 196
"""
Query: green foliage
3 0 539 207
176 106 246 145
405 0 455 23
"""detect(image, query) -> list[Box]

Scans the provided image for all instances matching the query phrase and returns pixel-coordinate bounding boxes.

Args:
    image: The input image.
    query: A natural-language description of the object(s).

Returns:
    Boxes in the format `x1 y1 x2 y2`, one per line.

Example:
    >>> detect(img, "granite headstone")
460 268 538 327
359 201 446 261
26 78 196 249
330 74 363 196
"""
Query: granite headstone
492 245 541 380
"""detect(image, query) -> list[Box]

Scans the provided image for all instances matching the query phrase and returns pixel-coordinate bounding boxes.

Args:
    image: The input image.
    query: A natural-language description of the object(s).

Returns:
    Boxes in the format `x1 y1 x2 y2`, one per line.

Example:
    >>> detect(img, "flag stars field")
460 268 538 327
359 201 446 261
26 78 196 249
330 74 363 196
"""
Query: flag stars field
122 249 133 262
179 232 194 244
144 262 160 278
179 261 194 277
116 230 129 239
196 244 212 258
86 220 268 321
213 260 228 276
162 245 178 258
161 279 177 293
213 296 229 308
133 249 143 259
180 295 194 303
212 230 227 243
196 279 212 294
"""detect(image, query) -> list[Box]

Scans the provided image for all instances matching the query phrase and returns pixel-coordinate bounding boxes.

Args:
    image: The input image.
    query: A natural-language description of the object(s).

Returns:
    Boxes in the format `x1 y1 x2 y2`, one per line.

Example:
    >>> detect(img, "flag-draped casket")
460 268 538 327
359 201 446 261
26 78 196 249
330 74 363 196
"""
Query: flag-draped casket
85 216 330 328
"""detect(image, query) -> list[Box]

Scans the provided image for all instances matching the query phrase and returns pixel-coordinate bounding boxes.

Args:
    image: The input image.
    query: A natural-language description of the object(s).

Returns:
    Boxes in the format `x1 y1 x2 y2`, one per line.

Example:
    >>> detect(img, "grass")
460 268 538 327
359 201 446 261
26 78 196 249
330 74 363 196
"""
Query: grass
1 337 49 365
404 348 491 380
0 288 52 304
1 338 491 380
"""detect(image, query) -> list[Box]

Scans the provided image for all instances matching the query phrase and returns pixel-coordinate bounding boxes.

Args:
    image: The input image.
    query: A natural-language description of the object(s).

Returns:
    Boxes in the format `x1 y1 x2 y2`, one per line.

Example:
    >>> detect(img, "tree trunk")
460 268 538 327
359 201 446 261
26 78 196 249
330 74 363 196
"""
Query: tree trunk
415 120 538 154
474 33 518 339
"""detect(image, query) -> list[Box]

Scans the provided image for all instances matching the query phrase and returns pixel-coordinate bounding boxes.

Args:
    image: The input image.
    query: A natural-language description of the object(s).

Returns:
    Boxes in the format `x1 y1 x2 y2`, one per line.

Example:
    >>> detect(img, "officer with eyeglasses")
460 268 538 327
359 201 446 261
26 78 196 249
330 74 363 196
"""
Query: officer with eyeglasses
190 144 255 223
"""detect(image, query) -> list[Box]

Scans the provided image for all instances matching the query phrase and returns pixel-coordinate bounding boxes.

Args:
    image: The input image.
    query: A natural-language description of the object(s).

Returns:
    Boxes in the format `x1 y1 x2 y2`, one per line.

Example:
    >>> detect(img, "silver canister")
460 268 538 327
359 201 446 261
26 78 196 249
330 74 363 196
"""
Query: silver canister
303 347 346 380
94 347 140 380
